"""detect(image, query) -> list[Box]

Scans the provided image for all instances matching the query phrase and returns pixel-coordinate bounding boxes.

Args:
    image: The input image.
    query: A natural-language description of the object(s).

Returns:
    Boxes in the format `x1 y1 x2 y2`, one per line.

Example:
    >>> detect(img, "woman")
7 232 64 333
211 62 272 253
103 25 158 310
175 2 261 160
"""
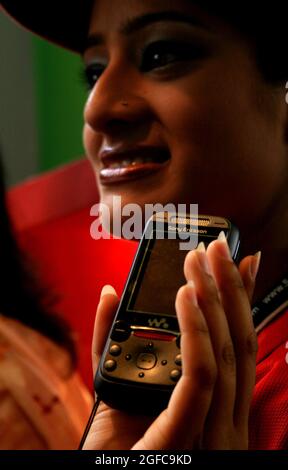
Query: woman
2 0 288 449
0 158 92 449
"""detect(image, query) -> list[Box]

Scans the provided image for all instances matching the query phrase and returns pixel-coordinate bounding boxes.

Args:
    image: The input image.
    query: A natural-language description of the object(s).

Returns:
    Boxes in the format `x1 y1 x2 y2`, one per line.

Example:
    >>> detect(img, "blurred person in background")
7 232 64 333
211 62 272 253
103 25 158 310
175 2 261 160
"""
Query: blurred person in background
0 155 92 449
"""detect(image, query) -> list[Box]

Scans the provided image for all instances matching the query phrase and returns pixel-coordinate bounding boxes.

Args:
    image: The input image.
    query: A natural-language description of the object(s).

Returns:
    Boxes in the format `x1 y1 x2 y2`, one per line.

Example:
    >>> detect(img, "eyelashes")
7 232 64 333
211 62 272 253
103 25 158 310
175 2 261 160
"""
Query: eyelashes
139 40 208 73
79 63 106 91
80 39 210 90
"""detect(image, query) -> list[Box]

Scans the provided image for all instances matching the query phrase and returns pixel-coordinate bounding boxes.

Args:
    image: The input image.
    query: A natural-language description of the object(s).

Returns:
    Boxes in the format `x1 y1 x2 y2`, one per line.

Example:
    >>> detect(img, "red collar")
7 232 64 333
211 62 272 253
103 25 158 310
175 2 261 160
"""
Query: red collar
256 307 288 365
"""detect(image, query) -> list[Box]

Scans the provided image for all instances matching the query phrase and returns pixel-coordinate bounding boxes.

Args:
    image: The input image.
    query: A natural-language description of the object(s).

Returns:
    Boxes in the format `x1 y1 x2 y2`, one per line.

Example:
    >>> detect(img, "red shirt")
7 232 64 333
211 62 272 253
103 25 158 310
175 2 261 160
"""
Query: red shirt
249 307 288 449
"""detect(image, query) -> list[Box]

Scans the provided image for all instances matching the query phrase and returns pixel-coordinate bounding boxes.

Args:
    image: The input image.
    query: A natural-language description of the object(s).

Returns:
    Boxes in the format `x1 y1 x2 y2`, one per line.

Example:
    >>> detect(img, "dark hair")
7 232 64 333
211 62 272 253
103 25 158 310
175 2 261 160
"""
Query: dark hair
0 159 76 365
193 1 288 84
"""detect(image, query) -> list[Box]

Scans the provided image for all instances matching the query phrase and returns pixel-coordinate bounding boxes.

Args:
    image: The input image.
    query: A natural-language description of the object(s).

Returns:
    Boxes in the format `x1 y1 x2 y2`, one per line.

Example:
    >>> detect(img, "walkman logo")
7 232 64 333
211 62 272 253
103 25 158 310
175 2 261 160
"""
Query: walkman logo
148 318 170 329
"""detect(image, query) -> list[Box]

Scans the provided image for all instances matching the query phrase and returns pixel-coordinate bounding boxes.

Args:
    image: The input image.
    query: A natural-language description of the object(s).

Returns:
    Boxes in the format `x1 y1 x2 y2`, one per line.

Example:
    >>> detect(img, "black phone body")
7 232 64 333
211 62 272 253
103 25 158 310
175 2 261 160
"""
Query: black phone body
94 213 240 414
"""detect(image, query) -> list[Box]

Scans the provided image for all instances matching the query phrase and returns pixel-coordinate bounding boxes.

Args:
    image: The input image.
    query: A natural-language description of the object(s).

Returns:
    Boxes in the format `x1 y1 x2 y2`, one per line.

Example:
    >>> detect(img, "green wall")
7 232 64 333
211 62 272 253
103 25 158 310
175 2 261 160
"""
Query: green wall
32 37 87 172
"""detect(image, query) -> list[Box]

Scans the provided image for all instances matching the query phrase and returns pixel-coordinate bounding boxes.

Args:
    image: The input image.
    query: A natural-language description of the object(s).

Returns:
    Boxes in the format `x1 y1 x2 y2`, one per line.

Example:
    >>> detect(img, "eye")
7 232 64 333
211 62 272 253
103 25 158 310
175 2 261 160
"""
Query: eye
140 40 207 73
80 63 106 90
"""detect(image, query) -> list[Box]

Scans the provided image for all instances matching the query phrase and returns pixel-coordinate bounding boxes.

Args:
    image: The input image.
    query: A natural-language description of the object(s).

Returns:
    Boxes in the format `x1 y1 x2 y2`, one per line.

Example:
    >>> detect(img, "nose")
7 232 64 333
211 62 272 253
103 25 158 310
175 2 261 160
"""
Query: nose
84 63 152 138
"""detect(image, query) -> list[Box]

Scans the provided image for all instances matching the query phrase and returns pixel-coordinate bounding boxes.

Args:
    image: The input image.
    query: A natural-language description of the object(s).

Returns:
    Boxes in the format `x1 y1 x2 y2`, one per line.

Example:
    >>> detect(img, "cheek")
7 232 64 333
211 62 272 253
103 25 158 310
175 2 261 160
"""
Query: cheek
151 80 271 217
156 74 255 177
155 84 231 171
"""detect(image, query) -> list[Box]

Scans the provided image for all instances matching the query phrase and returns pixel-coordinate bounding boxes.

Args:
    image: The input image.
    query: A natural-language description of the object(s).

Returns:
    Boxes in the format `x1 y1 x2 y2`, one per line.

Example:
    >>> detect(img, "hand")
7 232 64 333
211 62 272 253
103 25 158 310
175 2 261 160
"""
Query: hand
82 288 154 450
83 237 260 450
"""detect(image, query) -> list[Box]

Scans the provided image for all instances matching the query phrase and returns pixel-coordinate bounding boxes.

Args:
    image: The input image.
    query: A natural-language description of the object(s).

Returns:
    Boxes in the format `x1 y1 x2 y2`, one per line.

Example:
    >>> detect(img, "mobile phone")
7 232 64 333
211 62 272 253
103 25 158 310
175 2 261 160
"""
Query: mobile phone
94 213 240 414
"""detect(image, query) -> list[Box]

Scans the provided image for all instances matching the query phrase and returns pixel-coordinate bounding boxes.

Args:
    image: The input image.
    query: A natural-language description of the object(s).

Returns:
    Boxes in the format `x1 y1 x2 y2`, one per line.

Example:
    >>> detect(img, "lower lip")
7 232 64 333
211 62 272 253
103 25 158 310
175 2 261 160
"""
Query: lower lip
99 161 169 185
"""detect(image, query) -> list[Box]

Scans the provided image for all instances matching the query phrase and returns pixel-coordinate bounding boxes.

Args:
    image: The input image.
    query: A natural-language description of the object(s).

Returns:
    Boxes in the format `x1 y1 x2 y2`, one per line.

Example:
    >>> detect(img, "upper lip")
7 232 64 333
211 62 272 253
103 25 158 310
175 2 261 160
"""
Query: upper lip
99 146 171 168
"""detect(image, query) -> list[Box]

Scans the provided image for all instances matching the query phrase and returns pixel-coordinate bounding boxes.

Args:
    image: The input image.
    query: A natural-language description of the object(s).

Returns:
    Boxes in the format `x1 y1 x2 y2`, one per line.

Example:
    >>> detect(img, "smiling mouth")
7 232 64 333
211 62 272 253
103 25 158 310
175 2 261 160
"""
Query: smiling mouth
99 148 171 185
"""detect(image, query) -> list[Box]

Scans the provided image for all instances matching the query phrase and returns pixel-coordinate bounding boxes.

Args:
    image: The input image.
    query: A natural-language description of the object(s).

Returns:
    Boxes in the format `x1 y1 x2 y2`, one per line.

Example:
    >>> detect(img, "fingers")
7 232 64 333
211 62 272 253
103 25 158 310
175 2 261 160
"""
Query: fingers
181 239 260 447
206 239 260 432
169 282 217 445
92 285 119 376
133 282 216 450
183 245 238 443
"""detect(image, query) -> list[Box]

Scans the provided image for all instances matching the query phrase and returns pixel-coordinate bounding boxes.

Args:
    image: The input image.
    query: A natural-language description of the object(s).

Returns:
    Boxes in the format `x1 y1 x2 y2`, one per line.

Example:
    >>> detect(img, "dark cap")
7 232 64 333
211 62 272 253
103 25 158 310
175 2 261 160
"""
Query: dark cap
1 1 282 49
1 0 93 53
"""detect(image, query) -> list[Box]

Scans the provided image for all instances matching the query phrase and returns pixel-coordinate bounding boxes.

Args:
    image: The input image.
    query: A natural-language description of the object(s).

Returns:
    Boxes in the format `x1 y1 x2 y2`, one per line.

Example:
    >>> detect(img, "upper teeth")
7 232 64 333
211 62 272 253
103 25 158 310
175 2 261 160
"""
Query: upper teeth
107 157 155 169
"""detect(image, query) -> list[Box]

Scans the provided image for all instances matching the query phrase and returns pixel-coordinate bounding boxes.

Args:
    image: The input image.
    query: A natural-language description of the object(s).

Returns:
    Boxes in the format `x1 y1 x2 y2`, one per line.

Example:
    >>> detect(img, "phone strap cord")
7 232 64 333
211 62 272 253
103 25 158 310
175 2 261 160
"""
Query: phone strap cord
78 396 101 450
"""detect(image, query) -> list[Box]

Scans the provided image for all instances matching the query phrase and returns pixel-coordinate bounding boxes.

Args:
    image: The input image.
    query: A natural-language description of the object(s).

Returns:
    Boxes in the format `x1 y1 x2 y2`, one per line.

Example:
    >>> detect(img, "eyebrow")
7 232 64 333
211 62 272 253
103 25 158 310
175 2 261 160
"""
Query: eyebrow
84 10 210 51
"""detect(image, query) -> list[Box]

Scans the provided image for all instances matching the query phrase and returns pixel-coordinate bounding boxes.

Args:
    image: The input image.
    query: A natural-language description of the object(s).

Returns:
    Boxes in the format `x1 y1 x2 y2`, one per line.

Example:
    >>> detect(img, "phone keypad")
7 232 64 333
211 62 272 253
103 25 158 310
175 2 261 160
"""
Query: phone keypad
101 332 182 386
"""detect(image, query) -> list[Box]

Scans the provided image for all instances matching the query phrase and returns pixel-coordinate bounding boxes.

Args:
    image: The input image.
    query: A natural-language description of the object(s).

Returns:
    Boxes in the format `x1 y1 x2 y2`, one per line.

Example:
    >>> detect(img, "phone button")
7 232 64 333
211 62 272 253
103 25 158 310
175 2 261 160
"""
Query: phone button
170 369 181 382
175 354 182 366
111 321 131 342
136 353 157 370
109 344 122 356
104 359 117 372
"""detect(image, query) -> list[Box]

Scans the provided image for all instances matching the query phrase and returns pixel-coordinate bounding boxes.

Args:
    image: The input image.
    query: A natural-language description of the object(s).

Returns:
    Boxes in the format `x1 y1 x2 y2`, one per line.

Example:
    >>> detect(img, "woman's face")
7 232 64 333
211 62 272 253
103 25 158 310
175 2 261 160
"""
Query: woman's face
83 0 288 230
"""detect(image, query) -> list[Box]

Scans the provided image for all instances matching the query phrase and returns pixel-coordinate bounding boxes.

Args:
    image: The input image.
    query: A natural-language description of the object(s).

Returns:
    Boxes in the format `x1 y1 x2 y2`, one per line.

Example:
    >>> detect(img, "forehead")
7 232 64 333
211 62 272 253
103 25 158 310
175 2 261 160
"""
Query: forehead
88 0 215 34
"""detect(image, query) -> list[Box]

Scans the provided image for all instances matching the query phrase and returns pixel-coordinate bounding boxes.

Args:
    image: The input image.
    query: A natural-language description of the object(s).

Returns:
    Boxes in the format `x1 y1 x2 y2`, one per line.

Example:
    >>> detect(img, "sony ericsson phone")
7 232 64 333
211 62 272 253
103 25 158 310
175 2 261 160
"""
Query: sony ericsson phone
94 212 240 414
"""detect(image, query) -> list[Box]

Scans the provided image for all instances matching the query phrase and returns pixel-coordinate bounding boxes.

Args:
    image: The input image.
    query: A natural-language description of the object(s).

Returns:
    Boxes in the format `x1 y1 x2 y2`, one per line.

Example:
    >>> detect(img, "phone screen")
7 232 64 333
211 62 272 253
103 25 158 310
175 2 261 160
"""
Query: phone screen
127 236 188 317
126 224 233 318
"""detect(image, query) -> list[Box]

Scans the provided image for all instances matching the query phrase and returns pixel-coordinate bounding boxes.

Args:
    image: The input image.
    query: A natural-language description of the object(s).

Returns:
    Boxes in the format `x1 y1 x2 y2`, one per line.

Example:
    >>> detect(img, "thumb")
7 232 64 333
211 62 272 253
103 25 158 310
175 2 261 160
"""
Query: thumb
92 285 119 376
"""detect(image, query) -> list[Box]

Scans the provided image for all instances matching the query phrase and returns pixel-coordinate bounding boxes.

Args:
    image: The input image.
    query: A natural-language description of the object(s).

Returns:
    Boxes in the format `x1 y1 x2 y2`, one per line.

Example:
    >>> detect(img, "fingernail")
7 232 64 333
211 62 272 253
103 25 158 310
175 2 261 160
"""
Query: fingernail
217 231 232 260
196 242 211 274
100 285 117 299
186 280 198 306
197 241 206 252
250 252 262 281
